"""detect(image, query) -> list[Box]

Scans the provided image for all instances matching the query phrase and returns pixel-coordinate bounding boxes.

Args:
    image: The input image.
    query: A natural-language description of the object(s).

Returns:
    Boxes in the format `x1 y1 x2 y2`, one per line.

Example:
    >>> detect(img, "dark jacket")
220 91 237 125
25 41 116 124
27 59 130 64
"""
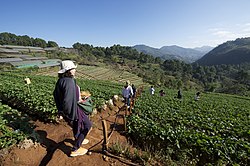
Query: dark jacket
53 77 78 121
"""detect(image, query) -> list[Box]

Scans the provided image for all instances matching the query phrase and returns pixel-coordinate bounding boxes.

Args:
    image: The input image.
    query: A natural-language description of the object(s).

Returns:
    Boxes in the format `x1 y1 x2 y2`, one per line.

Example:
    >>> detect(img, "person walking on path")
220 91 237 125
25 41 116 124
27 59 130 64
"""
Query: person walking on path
53 60 92 157
122 80 134 108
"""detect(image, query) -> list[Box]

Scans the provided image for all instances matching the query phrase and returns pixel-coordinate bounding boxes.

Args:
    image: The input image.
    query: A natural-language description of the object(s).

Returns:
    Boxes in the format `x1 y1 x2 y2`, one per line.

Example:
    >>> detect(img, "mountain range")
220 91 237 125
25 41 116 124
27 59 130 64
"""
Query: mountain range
133 37 250 66
133 45 213 63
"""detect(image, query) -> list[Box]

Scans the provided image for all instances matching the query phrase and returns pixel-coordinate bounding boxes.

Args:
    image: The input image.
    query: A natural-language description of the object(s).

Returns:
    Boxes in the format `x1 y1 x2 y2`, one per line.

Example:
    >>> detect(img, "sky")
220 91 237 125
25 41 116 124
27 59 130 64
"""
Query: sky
1 0 250 49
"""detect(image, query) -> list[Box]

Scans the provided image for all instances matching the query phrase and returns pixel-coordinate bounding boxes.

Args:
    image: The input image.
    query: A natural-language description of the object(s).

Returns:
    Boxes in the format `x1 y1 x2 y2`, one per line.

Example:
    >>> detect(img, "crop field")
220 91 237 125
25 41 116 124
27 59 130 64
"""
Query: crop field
0 71 123 119
0 70 249 165
128 88 250 165
0 103 30 149
0 70 124 148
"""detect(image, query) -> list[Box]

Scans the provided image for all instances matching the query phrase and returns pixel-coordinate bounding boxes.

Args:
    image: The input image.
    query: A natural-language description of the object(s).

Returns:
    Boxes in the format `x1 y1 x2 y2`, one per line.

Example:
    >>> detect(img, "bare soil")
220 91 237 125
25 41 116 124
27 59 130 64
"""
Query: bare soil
0 100 136 166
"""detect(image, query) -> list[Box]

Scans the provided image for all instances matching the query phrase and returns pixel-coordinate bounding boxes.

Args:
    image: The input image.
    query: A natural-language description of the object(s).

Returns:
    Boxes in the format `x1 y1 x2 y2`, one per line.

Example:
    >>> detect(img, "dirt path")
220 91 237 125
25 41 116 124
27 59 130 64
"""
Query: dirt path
0 101 135 166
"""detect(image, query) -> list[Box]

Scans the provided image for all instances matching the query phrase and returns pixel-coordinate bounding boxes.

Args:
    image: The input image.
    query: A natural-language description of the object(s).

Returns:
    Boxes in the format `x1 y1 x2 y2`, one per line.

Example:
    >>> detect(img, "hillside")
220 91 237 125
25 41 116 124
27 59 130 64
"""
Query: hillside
36 65 146 87
196 37 250 65
1 32 250 97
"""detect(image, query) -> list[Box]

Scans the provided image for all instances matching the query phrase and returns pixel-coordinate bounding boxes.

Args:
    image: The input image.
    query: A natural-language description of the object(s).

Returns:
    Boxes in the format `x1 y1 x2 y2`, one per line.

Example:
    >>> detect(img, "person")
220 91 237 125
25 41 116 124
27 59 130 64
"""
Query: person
53 60 92 157
122 80 133 108
177 89 182 99
159 89 165 96
195 91 201 101
131 84 137 98
149 86 155 95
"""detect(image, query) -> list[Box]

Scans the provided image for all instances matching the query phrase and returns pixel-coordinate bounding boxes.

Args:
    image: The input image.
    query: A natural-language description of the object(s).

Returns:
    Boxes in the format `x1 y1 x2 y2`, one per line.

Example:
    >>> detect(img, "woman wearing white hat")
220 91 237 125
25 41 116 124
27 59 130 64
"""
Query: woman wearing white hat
53 60 92 157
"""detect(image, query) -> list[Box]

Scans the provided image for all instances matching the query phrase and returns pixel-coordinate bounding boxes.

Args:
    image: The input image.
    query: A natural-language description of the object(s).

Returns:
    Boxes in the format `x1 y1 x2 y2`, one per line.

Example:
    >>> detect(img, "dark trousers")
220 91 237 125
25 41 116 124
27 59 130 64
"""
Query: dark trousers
72 113 92 151
124 97 131 106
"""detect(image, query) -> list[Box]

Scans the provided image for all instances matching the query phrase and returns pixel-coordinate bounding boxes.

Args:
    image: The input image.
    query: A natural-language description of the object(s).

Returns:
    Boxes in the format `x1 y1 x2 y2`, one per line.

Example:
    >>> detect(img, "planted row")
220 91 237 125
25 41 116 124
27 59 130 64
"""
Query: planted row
0 72 122 121
0 102 34 149
127 89 250 165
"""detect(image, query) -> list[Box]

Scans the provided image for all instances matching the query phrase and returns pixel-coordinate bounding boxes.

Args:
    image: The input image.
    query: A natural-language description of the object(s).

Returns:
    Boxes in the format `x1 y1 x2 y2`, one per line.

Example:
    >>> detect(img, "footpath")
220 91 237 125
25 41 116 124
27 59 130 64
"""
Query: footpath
0 98 139 166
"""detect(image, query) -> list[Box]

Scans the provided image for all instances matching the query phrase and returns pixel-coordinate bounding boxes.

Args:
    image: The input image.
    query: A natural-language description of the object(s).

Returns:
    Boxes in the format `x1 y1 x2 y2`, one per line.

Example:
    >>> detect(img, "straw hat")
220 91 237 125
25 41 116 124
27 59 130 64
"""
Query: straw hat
125 80 130 86
80 91 91 98
58 60 77 74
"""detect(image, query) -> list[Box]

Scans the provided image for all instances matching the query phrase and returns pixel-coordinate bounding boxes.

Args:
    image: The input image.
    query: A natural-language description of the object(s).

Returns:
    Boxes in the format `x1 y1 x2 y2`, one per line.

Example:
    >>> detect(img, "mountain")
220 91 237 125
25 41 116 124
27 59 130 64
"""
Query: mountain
193 46 214 53
133 44 212 63
195 37 250 66
132 44 168 58
160 45 212 63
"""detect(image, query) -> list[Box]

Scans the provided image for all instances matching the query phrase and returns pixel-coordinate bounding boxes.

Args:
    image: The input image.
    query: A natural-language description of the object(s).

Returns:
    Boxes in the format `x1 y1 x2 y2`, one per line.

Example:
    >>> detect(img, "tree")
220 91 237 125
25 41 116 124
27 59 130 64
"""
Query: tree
154 57 162 64
33 38 47 48
0 32 17 45
19 35 33 46
47 41 58 47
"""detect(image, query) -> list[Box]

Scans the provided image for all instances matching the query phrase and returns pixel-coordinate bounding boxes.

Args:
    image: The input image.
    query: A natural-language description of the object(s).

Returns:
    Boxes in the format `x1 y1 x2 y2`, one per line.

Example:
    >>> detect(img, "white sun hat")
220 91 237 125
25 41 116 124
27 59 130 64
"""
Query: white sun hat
58 60 77 74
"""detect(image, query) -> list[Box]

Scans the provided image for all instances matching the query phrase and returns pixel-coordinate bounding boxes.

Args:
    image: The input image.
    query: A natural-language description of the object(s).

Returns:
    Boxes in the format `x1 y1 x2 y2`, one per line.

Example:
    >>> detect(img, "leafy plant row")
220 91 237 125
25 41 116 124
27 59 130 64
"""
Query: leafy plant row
0 102 34 149
0 72 122 121
127 89 250 165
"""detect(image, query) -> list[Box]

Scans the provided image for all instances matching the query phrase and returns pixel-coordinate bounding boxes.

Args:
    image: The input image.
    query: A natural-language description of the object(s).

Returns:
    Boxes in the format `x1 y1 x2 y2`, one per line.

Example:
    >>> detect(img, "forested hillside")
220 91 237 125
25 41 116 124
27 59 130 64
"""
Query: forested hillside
196 37 250 65
0 32 58 48
1 32 250 96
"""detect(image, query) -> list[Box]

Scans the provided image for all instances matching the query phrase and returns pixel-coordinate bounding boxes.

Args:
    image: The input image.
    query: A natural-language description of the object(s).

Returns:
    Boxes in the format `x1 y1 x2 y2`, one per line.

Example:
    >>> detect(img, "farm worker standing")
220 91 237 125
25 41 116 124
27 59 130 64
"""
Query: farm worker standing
53 60 92 157
149 86 155 95
131 84 137 98
194 91 201 101
159 89 166 96
177 89 182 99
122 80 133 108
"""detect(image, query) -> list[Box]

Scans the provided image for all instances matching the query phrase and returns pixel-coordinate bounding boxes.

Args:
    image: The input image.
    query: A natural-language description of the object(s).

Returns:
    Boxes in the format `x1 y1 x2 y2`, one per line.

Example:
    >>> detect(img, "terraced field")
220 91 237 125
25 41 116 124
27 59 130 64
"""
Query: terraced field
36 65 146 87
77 65 145 86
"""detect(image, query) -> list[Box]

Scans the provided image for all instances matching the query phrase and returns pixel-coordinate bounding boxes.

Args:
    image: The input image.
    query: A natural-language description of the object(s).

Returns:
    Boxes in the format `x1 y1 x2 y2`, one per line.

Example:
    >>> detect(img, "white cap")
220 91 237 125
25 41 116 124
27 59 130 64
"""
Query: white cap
58 60 77 74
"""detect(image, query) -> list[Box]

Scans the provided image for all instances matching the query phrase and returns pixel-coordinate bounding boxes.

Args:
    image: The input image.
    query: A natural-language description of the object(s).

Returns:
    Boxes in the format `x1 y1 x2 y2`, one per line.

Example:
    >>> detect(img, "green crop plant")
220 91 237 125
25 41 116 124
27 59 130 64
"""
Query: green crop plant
127 88 250 165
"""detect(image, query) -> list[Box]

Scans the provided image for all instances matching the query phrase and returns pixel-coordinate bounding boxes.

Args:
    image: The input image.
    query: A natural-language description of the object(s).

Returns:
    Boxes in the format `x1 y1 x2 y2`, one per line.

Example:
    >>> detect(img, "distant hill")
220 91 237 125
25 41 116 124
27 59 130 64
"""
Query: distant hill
193 46 214 53
160 45 213 63
133 45 212 63
195 37 250 65
132 44 175 60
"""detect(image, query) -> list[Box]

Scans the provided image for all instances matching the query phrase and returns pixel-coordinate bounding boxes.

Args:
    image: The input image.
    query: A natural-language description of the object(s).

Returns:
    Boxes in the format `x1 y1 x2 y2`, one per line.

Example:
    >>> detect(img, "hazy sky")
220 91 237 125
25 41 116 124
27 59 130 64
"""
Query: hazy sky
1 0 250 48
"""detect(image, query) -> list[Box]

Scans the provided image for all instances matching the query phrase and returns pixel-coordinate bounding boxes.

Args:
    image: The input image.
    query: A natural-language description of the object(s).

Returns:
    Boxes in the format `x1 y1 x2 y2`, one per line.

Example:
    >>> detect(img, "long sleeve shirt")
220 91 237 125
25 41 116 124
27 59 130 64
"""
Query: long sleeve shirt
53 77 78 121
122 85 133 98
